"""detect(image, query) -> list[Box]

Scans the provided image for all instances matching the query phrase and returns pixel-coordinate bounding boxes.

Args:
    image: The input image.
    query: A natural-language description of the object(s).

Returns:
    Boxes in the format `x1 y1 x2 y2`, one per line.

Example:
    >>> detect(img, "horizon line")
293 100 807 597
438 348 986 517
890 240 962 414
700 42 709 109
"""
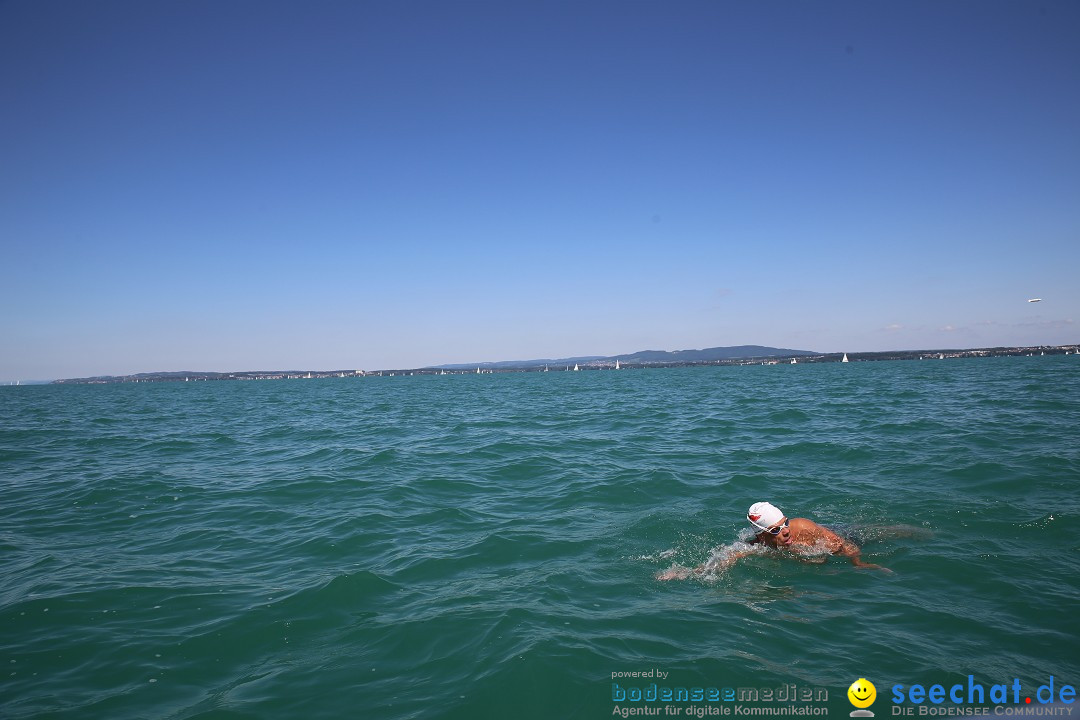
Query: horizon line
9 340 1080 385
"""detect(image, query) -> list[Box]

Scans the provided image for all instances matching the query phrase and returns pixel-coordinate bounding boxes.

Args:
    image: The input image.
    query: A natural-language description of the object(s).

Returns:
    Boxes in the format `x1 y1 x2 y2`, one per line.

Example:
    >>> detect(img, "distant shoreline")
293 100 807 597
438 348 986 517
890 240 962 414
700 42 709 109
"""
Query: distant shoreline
39 343 1080 385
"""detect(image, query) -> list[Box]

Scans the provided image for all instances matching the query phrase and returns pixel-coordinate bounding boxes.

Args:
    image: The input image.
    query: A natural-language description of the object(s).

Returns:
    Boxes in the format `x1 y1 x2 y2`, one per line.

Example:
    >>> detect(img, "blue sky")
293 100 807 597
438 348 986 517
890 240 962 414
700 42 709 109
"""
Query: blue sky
2 0 1078 380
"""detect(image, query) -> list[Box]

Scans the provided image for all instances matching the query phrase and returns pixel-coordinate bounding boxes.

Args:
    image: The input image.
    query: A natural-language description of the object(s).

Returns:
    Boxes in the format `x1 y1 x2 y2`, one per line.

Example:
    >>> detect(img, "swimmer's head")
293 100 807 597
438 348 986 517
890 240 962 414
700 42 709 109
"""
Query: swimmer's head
747 502 784 532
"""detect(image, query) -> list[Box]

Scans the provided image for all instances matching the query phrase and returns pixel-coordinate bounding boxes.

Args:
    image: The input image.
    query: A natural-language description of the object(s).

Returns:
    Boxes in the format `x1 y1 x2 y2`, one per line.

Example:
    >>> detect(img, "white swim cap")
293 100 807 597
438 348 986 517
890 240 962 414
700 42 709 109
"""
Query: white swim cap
747 502 784 532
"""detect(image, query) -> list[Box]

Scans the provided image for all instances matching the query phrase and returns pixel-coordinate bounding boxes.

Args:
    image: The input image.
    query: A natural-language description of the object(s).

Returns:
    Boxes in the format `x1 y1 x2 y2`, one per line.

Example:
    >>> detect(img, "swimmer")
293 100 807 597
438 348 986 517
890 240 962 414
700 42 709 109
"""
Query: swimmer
657 501 890 580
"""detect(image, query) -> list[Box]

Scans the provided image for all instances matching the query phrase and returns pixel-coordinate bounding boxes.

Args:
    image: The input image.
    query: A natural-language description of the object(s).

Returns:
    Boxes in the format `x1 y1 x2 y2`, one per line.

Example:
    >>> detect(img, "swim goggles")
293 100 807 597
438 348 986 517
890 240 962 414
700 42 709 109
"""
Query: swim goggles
763 519 789 535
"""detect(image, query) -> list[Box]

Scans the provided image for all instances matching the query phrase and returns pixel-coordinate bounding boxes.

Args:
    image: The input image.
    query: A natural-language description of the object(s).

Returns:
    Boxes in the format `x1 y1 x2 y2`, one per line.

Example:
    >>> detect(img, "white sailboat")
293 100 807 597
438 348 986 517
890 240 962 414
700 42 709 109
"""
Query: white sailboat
841 353 849 363
615 359 621 370
573 364 580 371
790 358 797 364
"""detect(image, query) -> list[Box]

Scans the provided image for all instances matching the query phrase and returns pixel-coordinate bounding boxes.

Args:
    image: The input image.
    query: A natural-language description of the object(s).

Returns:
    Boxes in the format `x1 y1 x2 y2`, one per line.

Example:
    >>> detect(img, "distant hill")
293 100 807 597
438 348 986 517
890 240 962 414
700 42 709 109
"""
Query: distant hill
618 345 817 363
434 345 817 370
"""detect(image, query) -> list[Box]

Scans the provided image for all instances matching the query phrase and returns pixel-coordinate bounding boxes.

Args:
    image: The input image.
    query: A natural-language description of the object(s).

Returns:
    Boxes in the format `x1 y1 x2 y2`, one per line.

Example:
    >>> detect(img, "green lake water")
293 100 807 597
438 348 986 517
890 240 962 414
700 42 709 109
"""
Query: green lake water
2 357 1078 719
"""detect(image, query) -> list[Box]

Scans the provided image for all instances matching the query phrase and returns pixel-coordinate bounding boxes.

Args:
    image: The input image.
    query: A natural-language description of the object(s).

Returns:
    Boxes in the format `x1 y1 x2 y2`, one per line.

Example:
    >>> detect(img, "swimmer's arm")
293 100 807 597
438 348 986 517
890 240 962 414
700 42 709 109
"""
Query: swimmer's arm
845 551 886 570
688 537 763 576
656 550 753 581
825 532 891 572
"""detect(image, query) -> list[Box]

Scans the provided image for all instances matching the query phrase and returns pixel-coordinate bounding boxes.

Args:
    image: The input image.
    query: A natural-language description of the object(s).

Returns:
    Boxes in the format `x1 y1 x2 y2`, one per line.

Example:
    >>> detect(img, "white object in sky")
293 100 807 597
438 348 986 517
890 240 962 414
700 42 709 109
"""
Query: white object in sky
1028 298 1042 303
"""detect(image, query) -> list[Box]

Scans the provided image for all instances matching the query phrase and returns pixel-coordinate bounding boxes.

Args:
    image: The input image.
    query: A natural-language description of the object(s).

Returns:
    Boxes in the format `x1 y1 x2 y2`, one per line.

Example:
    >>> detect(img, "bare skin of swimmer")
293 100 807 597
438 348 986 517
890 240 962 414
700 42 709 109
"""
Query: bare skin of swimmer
657 516 889 580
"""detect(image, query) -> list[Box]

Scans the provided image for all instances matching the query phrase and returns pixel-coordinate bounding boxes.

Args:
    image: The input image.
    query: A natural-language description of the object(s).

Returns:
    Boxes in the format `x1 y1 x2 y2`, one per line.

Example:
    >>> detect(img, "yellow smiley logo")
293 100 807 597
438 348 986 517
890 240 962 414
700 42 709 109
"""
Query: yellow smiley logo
848 678 877 709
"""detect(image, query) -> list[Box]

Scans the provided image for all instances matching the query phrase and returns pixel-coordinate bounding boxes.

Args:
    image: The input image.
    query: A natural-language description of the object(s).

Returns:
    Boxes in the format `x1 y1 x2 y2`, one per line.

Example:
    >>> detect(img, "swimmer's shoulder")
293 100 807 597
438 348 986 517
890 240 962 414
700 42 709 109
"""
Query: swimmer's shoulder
789 517 821 534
